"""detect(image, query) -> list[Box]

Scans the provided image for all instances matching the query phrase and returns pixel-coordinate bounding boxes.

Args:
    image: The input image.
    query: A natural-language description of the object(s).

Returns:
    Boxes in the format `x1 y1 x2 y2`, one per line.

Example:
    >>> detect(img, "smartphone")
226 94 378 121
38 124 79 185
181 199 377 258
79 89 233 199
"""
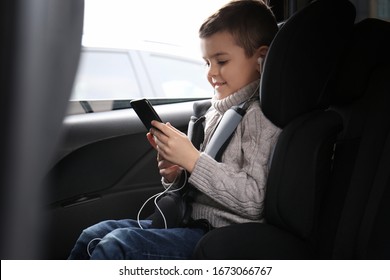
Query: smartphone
130 98 163 131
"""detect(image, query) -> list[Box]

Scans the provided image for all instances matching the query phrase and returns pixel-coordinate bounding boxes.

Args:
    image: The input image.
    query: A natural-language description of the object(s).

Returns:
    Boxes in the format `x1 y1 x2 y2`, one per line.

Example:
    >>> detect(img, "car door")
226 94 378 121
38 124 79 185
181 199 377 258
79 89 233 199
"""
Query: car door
46 100 197 259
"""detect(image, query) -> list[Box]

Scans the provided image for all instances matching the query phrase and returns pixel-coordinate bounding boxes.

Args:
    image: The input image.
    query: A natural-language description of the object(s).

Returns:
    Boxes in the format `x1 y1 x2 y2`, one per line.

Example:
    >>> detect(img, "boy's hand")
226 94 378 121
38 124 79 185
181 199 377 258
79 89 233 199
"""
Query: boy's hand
150 121 200 173
147 131 182 183
158 159 182 183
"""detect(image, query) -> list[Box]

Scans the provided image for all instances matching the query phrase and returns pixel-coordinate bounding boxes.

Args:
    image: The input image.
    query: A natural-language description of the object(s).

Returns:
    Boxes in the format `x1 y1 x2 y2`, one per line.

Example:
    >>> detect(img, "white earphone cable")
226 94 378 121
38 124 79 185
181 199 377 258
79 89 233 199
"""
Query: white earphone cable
137 170 187 229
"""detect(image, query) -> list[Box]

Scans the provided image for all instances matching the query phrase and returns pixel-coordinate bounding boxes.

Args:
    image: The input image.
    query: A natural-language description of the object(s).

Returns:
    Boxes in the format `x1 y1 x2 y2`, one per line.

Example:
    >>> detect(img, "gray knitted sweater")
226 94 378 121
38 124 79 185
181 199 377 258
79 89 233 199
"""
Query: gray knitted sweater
188 81 281 228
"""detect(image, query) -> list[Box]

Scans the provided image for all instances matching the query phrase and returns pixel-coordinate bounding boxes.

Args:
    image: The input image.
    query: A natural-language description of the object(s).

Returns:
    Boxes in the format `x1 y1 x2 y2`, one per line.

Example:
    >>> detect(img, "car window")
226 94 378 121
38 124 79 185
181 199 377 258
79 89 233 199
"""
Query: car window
71 50 142 101
142 52 210 99
67 47 212 114
66 0 230 115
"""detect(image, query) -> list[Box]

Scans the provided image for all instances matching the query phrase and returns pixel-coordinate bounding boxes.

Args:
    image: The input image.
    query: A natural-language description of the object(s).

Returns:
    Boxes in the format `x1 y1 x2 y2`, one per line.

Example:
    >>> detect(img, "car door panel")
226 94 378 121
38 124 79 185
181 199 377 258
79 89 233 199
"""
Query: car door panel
45 100 200 259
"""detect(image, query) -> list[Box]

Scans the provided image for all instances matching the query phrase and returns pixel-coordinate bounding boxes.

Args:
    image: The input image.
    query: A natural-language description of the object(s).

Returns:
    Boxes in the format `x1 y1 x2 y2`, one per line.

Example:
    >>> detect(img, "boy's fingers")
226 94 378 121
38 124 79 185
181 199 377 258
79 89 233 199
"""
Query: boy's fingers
146 132 157 149
151 121 176 137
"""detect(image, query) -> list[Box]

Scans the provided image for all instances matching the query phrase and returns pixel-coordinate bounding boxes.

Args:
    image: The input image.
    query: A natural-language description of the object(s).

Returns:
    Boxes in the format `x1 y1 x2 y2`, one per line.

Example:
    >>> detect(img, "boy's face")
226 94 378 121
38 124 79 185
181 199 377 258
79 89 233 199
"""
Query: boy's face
201 31 260 100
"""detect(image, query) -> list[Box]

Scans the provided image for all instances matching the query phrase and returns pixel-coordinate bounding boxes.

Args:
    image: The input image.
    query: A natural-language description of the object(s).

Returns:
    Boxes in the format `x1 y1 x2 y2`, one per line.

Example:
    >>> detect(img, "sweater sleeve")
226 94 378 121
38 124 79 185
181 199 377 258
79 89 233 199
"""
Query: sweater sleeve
188 104 281 220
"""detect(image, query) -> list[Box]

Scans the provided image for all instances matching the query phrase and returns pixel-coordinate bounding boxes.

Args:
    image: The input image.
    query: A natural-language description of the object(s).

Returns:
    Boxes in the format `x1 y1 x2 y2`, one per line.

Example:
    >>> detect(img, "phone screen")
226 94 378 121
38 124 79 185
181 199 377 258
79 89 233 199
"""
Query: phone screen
130 98 162 131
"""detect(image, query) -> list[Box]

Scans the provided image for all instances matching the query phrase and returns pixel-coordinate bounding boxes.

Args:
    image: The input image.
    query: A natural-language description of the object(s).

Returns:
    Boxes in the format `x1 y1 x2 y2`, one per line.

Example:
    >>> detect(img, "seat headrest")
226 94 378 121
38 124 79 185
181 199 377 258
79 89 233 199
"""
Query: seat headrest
332 18 390 105
260 0 355 128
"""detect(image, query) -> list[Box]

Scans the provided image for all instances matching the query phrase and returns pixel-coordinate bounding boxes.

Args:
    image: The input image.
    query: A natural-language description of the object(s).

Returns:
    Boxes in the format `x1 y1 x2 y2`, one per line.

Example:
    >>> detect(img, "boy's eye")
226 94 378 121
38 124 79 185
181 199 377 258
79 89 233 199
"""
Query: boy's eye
203 59 228 67
217 60 227 65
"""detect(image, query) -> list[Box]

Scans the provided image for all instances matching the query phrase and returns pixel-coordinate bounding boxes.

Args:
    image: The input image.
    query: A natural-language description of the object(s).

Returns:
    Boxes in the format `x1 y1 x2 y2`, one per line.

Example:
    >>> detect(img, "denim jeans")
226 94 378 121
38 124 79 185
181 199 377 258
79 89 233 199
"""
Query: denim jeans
68 219 205 259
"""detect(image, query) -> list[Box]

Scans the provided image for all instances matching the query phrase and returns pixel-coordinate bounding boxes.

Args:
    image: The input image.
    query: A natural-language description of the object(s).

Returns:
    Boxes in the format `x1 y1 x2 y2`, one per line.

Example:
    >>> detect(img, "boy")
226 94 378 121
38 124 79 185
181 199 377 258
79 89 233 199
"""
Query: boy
69 0 280 260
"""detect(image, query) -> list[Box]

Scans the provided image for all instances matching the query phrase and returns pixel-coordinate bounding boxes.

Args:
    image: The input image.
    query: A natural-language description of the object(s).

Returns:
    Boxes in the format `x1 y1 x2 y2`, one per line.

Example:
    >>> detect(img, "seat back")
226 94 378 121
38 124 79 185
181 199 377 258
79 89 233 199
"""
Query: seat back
318 18 390 259
261 0 355 245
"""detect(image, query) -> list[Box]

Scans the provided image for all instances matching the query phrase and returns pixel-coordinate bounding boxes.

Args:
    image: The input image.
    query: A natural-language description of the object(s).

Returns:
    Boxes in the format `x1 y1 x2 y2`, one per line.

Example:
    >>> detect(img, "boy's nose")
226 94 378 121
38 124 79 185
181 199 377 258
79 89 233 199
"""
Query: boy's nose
207 64 218 78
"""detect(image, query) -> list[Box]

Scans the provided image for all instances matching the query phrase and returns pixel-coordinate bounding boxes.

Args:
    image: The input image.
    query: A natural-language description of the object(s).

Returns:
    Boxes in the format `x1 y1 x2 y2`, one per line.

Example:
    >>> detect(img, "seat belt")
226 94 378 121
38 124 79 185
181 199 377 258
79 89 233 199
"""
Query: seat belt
190 98 256 160
204 103 247 159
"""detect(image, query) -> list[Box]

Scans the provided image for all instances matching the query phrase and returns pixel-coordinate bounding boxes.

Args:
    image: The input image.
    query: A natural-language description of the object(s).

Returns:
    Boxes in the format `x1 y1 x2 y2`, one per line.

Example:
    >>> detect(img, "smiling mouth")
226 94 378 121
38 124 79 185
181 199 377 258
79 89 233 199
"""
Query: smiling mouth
213 82 227 88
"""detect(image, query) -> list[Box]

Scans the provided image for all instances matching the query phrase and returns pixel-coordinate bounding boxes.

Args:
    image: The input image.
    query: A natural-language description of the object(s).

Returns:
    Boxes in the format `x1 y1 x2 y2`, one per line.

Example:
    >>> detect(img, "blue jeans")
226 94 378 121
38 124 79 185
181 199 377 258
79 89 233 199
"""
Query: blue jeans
68 219 205 259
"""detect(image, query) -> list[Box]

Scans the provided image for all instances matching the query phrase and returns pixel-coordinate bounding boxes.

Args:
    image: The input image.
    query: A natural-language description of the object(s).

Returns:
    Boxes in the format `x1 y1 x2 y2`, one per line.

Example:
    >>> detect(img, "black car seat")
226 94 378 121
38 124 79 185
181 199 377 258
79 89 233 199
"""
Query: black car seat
193 0 356 259
0 0 84 259
318 18 390 259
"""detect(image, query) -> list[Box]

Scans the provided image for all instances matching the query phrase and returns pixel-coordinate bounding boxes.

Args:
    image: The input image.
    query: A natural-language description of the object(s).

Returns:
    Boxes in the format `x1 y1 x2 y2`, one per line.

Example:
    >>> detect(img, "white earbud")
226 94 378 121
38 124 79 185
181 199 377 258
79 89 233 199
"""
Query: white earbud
257 57 262 64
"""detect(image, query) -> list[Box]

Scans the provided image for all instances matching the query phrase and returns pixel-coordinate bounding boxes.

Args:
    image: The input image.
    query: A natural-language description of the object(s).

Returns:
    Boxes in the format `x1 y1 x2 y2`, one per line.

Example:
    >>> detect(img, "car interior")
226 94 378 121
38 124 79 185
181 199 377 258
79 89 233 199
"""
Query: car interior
1 0 389 260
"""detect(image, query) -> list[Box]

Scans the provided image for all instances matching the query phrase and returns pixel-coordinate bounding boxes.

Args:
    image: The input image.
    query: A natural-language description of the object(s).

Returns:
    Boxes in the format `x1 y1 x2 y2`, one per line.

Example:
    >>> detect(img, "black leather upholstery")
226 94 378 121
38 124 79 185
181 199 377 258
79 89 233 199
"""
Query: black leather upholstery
319 18 390 259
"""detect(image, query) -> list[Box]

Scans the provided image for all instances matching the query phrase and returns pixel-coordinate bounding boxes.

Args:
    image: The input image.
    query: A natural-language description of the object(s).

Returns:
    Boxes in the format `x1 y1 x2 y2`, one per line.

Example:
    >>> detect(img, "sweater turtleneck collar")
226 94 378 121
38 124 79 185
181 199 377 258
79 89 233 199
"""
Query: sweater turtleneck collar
211 80 260 114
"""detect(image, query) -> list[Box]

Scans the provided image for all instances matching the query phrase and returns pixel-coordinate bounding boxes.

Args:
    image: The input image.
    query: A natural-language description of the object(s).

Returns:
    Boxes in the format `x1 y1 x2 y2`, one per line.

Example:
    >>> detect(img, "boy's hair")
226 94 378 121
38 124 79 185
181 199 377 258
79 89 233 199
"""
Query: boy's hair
199 0 278 57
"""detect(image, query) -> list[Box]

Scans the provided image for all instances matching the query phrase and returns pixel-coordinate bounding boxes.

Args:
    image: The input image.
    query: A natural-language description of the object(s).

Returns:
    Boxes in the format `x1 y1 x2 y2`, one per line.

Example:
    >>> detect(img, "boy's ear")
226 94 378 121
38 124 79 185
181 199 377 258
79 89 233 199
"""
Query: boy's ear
257 45 269 58
256 45 269 73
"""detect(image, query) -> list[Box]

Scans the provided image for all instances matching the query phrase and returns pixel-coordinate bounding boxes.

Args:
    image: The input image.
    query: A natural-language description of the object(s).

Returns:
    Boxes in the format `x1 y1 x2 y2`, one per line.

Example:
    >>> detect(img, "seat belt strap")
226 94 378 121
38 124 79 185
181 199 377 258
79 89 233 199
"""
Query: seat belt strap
188 98 256 160
204 104 246 158
204 98 258 159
